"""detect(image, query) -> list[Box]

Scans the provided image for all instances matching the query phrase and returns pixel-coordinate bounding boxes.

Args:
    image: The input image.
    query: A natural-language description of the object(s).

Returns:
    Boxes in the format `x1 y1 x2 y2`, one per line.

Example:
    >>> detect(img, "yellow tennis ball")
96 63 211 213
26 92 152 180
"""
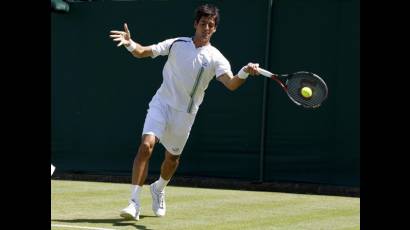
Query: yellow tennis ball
301 87 313 98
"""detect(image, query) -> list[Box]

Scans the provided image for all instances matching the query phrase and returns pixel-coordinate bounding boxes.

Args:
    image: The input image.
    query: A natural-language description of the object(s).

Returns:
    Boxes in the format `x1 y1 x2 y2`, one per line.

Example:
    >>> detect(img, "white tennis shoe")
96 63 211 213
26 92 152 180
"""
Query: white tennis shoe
120 199 140 220
150 183 166 217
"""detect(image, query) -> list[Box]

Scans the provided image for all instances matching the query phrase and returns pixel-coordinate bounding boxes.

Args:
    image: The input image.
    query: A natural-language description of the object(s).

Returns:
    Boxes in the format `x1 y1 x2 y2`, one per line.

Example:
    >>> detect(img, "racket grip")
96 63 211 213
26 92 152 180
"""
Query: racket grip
257 68 274 78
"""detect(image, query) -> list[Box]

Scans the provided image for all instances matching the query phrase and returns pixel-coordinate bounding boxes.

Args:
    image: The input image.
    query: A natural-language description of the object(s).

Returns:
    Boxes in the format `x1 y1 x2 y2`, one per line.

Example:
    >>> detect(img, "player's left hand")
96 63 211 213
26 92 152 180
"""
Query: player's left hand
110 23 132 47
244 63 260 76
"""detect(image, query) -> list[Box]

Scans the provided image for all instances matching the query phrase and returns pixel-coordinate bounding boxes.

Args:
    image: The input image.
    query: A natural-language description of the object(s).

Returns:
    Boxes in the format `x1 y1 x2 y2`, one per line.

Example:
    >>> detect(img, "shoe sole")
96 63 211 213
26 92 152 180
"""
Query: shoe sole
120 211 140 220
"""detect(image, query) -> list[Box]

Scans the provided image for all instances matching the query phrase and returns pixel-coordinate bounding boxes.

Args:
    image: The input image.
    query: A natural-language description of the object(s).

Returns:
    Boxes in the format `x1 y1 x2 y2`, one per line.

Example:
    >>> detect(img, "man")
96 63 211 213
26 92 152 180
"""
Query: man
110 4 260 220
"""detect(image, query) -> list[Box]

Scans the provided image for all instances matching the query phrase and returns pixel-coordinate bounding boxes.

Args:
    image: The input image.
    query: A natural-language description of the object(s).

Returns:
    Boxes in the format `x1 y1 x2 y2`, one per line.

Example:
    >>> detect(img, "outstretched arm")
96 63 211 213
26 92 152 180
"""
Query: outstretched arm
109 23 153 58
217 63 260 91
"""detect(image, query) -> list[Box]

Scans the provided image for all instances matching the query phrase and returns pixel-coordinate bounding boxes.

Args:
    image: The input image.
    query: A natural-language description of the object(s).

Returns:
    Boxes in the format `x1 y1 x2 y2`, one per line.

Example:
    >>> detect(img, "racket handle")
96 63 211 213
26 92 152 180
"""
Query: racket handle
257 68 274 78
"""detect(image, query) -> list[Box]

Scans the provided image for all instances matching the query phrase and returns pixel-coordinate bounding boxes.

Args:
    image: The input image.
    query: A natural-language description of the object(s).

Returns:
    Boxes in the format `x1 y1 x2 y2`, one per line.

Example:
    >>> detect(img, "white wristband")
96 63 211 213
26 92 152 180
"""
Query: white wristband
237 67 249 79
126 41 137 52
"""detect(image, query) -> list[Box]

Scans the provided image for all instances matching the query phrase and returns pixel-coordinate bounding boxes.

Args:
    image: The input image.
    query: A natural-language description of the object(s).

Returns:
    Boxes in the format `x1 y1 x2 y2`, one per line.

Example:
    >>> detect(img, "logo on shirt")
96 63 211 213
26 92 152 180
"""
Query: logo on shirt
198 52 209 68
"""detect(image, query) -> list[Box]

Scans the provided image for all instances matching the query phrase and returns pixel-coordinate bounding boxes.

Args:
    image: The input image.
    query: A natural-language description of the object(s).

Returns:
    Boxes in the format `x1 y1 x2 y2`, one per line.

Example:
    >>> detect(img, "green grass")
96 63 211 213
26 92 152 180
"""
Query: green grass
51 180 360 230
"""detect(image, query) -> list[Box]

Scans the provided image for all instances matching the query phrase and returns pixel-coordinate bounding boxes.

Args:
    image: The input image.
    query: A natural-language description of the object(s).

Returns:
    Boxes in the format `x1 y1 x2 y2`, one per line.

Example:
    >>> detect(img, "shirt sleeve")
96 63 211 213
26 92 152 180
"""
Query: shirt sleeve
214 52 233 78
150 38 179 58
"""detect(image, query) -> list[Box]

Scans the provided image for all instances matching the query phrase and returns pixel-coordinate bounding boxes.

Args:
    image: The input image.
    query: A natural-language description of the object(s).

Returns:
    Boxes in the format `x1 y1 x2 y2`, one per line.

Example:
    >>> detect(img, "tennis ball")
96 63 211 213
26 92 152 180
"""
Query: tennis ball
301 87 313 98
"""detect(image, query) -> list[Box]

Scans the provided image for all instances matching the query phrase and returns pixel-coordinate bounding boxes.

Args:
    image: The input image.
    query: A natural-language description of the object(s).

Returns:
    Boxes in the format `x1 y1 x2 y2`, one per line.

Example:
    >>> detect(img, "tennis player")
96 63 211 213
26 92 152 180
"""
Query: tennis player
110 3 260 220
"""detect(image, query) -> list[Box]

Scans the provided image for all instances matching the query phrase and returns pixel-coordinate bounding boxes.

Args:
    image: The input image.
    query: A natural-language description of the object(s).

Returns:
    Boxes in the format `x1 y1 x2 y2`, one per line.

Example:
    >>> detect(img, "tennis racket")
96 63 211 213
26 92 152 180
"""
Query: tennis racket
258 68 328 108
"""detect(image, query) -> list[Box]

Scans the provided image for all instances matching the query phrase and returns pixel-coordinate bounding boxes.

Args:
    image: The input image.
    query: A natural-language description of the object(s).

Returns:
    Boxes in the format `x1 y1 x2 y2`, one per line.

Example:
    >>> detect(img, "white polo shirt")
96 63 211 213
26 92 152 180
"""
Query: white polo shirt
150 37 233 114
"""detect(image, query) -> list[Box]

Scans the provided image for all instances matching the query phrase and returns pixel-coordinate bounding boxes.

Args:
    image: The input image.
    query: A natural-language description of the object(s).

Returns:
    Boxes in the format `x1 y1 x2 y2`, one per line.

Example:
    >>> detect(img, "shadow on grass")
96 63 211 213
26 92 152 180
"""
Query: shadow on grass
52 216 157 230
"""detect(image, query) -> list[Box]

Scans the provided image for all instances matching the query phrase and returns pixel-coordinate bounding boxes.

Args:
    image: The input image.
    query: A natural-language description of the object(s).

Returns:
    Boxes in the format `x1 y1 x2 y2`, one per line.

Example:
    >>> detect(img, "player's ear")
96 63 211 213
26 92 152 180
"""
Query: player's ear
193 20 198 29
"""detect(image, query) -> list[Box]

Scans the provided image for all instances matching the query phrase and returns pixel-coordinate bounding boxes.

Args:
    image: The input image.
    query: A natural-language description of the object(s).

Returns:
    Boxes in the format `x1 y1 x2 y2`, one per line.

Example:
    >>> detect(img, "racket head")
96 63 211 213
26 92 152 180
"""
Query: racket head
281 71 328 108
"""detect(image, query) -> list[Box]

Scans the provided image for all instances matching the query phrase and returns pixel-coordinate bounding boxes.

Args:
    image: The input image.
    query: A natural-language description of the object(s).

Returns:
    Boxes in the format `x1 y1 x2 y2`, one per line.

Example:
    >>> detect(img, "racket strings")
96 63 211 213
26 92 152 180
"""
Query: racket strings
285 73 328 108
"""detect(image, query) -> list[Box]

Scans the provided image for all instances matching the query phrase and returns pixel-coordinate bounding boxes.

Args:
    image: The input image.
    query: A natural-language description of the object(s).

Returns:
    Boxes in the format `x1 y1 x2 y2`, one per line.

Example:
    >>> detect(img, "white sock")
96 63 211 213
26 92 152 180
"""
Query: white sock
131 185 142 204
155 176 170 192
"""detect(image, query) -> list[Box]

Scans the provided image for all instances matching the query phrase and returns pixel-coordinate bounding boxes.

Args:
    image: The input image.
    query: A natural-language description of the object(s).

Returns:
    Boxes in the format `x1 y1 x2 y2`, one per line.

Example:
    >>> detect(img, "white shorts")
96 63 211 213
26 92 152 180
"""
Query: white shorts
142 95 196 155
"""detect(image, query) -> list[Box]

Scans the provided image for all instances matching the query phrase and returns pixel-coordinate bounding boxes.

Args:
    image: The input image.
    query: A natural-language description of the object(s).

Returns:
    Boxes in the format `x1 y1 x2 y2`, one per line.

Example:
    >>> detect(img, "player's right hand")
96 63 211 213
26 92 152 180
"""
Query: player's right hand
109 23 132 47
244 62 260 76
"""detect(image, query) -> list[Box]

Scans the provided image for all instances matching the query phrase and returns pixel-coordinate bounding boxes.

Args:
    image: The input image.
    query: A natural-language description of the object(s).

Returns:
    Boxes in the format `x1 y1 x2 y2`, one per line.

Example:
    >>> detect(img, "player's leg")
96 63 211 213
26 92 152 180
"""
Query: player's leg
132 134 158 185
156 150 180 191
150 106 196 217
120 135 157 220
150 151 180 216
160 151 180 181
121 96 167 220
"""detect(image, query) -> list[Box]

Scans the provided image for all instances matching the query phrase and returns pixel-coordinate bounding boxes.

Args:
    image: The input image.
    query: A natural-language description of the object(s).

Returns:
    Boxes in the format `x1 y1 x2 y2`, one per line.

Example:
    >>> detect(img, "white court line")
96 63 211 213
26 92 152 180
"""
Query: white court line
51 224 116 230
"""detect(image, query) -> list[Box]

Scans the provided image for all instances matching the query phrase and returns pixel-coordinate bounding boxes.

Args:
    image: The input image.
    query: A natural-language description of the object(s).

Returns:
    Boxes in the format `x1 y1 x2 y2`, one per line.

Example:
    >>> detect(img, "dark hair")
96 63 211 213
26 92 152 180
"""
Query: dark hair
194 4 220 26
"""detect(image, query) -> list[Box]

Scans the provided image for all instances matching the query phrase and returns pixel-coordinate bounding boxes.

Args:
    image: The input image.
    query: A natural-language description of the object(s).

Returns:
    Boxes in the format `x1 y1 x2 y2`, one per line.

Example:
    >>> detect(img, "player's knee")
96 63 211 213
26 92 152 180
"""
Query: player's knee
138 141 154 159
167 154 180 166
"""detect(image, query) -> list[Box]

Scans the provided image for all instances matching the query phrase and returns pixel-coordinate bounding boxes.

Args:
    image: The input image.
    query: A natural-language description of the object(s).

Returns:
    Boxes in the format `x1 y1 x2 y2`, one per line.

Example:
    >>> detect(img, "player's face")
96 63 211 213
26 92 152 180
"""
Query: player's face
194 16 217 43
